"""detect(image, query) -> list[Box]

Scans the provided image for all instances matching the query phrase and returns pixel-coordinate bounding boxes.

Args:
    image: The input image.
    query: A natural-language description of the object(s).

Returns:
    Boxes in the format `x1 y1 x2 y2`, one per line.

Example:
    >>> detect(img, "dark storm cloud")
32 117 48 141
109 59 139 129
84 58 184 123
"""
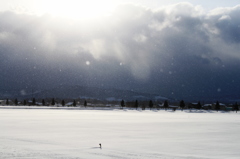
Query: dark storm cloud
0 2 240 100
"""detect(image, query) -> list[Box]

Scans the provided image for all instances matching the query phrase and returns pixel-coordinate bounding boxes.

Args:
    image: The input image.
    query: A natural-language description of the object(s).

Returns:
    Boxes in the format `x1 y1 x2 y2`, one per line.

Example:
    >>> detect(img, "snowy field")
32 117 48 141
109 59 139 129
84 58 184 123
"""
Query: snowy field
1 106 240 159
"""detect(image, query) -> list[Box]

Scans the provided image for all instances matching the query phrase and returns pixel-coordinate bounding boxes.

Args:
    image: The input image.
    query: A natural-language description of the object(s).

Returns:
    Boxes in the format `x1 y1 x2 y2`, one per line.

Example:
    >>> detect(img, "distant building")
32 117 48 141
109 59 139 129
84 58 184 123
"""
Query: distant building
66 102 73 106
0 99 13 105
212 103 233 111
202 104 212 110
0 100 5 105
188 103 198 109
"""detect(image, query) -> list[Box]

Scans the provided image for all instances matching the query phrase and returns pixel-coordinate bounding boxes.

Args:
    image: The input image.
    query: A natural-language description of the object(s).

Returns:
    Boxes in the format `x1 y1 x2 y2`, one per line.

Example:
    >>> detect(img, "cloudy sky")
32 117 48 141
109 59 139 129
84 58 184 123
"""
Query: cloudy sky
0 0 240 101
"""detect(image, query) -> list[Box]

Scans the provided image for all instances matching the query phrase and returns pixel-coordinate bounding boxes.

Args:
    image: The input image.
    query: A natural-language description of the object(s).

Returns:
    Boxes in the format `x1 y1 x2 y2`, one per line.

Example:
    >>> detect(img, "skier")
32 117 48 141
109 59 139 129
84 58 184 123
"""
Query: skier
99 143 102 149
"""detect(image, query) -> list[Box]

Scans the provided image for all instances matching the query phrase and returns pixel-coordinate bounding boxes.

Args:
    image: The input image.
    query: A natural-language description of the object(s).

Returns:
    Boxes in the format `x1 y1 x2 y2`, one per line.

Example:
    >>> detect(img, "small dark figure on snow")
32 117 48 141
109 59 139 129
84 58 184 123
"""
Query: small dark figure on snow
99 143 102 149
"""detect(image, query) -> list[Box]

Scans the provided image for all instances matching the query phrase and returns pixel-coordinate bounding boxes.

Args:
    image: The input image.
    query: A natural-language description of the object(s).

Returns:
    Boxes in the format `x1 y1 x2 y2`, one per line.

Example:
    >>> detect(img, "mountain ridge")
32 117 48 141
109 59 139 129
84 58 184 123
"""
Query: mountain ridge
0 85 168 101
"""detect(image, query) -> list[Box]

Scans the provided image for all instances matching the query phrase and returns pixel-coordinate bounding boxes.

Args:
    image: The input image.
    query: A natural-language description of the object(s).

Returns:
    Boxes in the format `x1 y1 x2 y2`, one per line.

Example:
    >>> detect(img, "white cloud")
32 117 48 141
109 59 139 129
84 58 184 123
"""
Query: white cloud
218 15 231 21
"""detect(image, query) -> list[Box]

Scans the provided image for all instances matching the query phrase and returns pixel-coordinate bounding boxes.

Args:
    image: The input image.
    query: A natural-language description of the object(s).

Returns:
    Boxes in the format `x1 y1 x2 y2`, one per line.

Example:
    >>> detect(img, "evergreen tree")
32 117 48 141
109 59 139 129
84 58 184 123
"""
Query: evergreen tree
164 100 169 110
197 101 202 110
62 100 65 106
121 100 125 108
84 100 87 107
14 98 18 105
51 98 55 106
135 100 138 110
73 100 76 107
6 99 9 105
215 101 220 112
23 100 27 106
149 100 153 110
42 99 45 106
32 98 36 106
180 100 185 111
234 102 239 113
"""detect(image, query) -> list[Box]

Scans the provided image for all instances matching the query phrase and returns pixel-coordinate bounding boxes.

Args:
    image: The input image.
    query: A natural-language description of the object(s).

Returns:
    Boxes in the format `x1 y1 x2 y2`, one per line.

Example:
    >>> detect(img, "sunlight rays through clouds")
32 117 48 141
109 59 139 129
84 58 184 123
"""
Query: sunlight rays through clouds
0 1 240 100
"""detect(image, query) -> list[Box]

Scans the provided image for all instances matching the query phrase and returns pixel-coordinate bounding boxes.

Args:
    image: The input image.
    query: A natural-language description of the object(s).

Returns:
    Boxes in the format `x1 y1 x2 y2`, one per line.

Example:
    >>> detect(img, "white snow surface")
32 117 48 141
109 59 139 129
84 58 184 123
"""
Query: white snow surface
0 106 240 159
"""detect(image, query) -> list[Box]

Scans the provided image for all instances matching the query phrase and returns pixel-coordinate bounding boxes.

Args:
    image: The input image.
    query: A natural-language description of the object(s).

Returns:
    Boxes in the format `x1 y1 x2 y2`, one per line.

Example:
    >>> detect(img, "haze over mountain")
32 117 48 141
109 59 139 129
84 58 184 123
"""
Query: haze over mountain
0 85 168 102
1 2 240 101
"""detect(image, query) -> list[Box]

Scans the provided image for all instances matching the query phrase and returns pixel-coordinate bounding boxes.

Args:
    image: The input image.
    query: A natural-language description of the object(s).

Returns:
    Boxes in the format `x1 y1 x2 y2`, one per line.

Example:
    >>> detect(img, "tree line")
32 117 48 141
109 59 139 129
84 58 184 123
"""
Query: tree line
5 98 88 107
122 100 239 113
3 98 239 113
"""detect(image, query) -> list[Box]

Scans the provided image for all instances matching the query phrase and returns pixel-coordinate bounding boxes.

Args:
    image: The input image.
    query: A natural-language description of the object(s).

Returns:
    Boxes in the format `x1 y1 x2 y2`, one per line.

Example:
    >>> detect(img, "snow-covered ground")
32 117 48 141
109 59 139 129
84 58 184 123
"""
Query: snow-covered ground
1 106 240 159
